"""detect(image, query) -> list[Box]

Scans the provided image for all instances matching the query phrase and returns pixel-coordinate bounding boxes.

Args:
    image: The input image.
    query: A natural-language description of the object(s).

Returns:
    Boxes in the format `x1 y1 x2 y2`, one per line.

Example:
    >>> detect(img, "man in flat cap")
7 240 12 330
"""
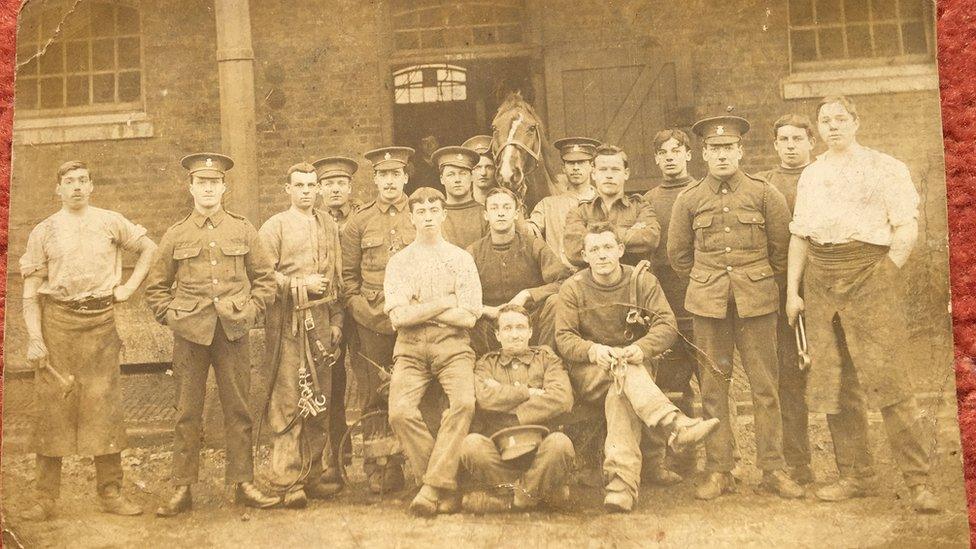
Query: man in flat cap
314 154 363 479
19 160 157 520
462 135 498 206
460 303 575 513
341 146 417 493
563 144 660 269
258 162 344 508
527 137 600 268
467 186 570 355
668 116 801 500
384 187 483 517
433 145 489 249
786 95 939 513
146 153 279 516
755 114 817 486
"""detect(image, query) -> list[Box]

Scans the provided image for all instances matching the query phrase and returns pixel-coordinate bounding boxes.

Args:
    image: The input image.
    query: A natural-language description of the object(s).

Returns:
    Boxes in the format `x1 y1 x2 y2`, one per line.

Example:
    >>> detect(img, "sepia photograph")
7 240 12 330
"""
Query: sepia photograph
0 0 971 546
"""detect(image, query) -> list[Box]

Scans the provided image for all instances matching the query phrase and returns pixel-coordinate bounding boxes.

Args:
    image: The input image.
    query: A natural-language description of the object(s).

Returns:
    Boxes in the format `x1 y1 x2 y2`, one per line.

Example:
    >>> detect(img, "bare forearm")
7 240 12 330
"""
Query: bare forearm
121 239 157 291
888 221 918 267
786 235 808 297
22 277 43 341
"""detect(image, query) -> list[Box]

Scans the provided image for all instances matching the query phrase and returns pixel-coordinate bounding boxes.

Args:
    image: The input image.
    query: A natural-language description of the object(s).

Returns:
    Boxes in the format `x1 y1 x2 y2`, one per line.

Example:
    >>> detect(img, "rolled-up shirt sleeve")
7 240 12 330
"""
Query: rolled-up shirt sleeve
110 211 149 252
20 222 49 279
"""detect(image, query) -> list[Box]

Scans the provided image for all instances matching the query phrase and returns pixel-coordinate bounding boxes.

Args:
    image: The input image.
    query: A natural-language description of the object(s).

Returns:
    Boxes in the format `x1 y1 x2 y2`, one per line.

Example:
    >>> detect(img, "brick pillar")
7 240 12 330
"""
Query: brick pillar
213 0 259 224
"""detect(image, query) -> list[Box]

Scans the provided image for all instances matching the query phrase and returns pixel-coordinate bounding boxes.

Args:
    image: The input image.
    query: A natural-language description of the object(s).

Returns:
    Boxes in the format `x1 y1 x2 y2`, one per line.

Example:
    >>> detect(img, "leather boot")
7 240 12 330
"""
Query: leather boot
409 485 439 517
281 488 308 509
235 482 280 509
98 485 143 516
368 462 405 494
695 472 736 500
642 464 684 486
156 485 192 517
788 464 816 485
669 417 721 454
760 470 804 499
814 476 878 502
603 478 634 513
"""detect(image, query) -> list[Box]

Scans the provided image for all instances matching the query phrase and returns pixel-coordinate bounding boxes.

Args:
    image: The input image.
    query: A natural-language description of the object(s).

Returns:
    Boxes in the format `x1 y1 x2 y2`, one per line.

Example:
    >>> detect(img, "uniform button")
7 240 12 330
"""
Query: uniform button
514 381 520 386
212 279 218 285
724 227 731 233
723 207 730 212
725 247 732 253
208 225 214 230
721 189 728 194
390 229 395 234
752 217 758 222
389 212 395 216
211 260 217 266
512 364 519 369
726 266 733 272
213 297 220 303
209 241 216 247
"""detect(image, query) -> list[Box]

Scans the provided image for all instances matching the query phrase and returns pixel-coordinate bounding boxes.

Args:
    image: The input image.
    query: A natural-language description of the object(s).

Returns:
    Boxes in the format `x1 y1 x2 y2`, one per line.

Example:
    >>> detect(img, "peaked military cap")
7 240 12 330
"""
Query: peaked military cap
313 156 359 180
364 146 414 170
692 116 751 145
432 146 480 171
491 425 550 461
462 135 493 157
181 153 234 178
552 137 602 161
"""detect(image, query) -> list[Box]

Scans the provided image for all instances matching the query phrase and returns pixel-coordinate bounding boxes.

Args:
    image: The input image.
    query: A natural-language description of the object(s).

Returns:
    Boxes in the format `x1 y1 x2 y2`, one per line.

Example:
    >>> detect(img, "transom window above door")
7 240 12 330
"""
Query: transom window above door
390 0 526 52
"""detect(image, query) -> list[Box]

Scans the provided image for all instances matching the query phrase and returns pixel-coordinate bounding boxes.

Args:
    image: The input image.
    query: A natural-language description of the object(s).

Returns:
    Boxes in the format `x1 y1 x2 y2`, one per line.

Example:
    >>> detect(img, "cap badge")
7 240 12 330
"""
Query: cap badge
384 152 391 160
716 126 725 135
572 144 581 152
205 157 213 167
455 153 463 160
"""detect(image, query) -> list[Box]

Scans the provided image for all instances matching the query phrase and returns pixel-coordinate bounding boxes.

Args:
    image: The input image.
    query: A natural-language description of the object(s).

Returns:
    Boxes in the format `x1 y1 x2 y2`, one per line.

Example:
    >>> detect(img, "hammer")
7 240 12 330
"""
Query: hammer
37 358 77 399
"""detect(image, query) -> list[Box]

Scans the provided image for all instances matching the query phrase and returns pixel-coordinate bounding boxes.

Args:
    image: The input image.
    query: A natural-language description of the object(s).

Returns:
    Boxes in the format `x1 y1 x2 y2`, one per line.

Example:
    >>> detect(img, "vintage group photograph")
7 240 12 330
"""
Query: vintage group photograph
0 0 970 546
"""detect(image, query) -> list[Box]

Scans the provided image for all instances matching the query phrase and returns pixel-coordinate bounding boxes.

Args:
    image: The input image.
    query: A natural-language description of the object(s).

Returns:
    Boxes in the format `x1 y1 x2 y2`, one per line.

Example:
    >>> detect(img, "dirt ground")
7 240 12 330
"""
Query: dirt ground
1 403 970 549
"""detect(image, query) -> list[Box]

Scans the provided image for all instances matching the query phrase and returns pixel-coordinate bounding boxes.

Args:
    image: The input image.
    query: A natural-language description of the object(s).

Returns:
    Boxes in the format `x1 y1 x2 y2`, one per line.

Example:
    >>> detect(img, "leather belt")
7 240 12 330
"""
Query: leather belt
53 295 114 311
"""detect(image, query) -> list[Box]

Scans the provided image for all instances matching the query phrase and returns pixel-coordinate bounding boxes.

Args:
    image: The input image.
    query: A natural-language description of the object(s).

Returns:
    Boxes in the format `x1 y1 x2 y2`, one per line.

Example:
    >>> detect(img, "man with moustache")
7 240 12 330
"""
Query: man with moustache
384 187 483 516
756 114 817 485
564 144 660 269
668 116 802 501
434 145 489 249
341 146 417 493
19 160 157 520
313 155 362 488
463 135 498 205
467 186 569 355
258 163 344 508
528 137 600 268
555 222 719 512
146 153 279 516
786 95 939 513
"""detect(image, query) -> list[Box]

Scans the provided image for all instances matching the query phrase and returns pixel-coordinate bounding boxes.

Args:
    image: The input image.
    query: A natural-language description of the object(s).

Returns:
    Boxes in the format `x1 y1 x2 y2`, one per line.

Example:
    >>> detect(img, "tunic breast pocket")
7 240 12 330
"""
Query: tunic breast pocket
693 214 715 251
173 246 202 279
736 213 766 249
360 236 387 271
220 243 249 281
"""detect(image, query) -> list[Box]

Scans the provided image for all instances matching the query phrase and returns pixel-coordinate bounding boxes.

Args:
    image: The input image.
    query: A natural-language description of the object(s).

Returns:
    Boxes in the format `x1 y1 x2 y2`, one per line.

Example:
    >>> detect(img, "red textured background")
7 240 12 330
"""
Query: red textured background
0 0 975 543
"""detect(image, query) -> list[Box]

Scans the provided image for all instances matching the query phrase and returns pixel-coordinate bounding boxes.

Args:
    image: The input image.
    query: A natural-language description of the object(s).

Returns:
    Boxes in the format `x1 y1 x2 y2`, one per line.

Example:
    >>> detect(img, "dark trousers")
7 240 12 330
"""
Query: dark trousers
776 307 811 468
171 323 254 485
328 337 349 469
36 452 122 499
694 304 786 473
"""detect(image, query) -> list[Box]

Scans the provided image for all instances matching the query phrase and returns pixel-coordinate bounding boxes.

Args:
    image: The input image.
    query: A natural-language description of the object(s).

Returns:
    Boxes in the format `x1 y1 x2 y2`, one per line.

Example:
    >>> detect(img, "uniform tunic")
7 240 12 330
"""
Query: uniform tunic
21 207 148 457
442 199 488 249
527 185 596 268
459 346 575 498
145 207 276 485
383 238 482 491
327 198 363 232
554 265 680 499
667 170 791 474
563 193 660 268
258 208 344 490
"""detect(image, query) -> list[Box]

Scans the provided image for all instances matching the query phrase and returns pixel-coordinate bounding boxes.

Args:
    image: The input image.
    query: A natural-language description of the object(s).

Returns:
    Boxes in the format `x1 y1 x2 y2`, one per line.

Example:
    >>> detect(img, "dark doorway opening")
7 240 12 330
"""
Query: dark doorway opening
393 56 535 192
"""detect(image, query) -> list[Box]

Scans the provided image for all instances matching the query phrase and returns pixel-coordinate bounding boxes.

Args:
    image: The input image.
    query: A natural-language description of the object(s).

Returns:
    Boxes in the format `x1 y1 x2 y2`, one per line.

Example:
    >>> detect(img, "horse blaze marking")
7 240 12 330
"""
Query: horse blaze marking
501 112 524 172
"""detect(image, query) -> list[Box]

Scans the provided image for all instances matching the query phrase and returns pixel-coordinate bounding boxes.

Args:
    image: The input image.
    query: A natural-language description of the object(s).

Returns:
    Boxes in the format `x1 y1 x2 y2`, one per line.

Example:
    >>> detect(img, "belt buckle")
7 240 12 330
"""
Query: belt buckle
304 316 315 331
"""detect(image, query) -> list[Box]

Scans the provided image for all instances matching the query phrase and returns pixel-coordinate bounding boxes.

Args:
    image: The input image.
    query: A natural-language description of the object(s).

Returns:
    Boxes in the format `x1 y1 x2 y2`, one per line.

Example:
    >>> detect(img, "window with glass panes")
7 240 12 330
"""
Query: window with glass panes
788 0 934 68
390 0 525 52
16 1 142 114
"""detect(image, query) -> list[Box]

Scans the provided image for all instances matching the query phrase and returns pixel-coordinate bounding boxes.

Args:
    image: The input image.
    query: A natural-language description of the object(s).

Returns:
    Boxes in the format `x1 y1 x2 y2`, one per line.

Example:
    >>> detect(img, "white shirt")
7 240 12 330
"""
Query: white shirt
790 144 919 245
383 238 483 318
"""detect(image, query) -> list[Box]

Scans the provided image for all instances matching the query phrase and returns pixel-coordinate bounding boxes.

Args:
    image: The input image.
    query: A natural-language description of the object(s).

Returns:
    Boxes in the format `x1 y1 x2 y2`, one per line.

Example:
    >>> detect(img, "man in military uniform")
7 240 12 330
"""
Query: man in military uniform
463 135 497 205
146 153 279 516
19 160 157 520
340 146 416 493
384 187 483 516
555 222 719 513
755 114 817 485
563 144 660 268
527 137 600 268
641 128 700 481
434 145 488 249
460 304 575 513
668 116 802 501
467 186 569 355
258 162 344 508
313 155 363 487
786 96 939 513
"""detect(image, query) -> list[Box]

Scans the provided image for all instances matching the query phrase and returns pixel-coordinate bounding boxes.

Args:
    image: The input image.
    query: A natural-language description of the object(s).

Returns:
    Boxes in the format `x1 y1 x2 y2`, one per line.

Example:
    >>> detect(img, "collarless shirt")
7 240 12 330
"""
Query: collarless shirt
383 238 483 318
756 165 807 213
442 199 488 249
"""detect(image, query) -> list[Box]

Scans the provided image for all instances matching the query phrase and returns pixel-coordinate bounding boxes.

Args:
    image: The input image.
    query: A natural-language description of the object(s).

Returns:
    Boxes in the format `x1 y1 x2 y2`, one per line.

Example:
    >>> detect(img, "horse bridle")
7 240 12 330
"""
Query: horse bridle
493 110 543 182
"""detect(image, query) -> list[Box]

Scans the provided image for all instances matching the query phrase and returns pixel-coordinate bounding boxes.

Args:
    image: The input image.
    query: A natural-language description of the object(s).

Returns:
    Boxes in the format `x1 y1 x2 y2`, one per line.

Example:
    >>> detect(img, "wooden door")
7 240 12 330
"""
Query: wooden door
544 39 693 191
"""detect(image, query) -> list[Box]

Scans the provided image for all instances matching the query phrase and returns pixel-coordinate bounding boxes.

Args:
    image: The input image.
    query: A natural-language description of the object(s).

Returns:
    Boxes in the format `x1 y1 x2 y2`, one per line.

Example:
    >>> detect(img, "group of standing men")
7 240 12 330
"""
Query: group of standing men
19 94 940 522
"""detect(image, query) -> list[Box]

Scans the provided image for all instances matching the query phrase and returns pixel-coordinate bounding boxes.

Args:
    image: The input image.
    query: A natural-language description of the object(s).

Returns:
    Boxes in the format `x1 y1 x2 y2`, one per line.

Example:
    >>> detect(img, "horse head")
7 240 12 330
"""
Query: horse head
491 91 562 211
